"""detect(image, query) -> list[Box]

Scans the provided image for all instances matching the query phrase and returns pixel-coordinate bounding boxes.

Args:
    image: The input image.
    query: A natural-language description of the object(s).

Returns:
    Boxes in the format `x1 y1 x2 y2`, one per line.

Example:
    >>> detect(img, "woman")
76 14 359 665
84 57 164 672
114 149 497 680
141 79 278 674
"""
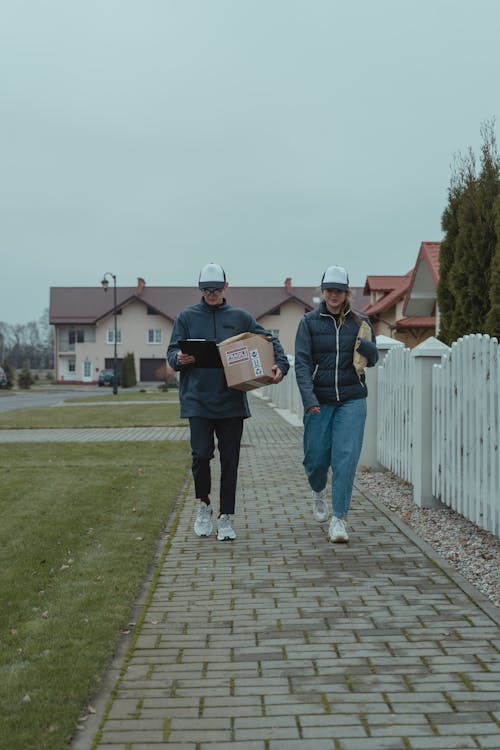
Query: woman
294 265 378 543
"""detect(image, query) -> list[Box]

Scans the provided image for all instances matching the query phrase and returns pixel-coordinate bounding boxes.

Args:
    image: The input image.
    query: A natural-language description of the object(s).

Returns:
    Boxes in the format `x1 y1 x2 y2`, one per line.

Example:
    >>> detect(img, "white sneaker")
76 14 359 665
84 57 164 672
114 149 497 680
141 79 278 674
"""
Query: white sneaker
217 514 236 541
312 489 329 523
194 502 213 537
328 516 349 543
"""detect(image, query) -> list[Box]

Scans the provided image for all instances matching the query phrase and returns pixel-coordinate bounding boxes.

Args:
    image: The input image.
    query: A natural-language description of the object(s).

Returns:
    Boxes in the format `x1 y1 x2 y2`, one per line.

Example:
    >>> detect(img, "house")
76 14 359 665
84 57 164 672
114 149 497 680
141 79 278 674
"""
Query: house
363 242 441 347
49 278 368 384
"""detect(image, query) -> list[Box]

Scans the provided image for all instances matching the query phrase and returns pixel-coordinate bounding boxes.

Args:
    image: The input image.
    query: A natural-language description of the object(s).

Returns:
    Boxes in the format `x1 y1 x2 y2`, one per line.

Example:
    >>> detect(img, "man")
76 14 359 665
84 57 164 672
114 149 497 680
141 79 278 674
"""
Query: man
167 263 289 541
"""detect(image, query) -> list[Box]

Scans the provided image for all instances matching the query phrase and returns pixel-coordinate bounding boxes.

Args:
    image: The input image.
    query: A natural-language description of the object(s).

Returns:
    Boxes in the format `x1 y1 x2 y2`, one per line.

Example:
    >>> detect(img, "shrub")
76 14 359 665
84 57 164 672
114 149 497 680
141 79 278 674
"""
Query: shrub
155 363 178 389
2 361 14 389
120 352 137 388
17 363 35 390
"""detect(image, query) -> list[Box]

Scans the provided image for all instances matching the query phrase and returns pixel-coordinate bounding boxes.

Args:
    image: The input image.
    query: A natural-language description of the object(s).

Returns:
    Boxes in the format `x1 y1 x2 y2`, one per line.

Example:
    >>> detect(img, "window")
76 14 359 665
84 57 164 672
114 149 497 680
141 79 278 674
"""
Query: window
148 329 162 344
68 360 76 373
270 329 280 338
83 361 92 378
69 330 84 344
107 329 122 344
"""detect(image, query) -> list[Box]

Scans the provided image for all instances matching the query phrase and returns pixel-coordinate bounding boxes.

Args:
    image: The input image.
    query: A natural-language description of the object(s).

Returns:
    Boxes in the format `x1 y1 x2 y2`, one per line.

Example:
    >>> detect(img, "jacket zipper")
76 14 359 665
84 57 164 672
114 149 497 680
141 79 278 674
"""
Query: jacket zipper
320 311 341 401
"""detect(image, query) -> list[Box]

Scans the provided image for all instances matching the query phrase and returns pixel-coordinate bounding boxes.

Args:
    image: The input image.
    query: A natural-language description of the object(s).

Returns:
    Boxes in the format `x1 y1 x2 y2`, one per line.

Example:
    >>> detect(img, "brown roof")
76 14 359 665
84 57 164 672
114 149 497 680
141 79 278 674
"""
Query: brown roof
363 275 410 294
49 282 369 325
403 242 441 317
362 273 412 316
393 316 436 329
420 241 441 284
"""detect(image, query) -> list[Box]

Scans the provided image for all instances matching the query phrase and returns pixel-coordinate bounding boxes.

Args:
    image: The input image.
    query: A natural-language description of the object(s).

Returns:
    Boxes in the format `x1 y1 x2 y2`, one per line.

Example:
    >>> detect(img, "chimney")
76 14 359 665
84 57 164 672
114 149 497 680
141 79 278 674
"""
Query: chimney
284 277 292 293
137 277 146 296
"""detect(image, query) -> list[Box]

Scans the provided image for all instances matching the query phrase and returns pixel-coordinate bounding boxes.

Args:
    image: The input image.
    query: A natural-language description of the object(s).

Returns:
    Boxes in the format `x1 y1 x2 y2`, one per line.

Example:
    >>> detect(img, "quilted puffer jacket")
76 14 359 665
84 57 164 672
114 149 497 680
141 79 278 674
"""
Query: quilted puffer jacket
294 302 378 412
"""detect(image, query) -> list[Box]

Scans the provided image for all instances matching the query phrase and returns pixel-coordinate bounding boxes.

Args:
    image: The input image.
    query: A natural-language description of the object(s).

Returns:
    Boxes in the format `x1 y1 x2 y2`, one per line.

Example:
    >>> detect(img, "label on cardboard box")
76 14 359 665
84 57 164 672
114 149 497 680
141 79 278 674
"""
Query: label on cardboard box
225 346 250 366
218 332 275 391
249 349 264 376
224 346 264 376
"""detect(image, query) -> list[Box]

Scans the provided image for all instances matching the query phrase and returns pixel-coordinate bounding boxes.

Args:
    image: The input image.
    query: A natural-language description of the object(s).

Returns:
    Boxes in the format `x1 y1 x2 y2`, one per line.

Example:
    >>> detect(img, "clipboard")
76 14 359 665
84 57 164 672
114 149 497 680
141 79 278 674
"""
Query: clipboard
179 339 223 368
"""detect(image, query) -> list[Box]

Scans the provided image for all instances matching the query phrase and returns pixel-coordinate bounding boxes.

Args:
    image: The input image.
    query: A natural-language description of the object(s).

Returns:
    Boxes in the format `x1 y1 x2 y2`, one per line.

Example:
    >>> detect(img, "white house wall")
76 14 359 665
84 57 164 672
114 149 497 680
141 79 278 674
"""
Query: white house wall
54 296 310 382
94 300 173 379
259 298 309 356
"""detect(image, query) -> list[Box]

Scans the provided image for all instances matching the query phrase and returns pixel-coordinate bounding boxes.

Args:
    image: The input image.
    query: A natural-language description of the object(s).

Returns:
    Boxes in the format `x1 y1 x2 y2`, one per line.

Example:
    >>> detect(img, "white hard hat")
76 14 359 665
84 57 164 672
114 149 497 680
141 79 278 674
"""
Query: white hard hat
198 262 226 289
321 265 349 291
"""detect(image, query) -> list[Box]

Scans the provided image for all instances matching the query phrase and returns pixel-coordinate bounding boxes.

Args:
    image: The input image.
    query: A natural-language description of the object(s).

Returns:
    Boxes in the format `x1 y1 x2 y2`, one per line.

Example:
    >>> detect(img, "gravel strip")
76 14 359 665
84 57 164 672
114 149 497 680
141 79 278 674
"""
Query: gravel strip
356 469 500 608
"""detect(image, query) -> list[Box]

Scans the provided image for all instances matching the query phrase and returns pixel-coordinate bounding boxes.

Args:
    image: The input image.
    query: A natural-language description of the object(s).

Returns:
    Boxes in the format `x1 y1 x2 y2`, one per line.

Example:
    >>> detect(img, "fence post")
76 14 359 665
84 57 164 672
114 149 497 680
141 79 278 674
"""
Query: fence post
411 336 449 508
359 336 404 470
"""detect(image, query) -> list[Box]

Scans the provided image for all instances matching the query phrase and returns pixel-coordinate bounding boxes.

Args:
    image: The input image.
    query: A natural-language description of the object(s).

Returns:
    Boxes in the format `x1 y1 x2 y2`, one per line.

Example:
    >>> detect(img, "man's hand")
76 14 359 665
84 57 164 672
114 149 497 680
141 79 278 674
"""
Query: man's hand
178 352 196 366
271 365 284 384
306 406 320 414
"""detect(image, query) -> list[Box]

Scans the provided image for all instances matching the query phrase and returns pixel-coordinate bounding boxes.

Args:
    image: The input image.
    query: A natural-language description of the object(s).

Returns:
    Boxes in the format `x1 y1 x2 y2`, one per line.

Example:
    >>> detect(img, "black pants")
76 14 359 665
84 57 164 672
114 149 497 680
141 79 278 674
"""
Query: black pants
189 417 244 515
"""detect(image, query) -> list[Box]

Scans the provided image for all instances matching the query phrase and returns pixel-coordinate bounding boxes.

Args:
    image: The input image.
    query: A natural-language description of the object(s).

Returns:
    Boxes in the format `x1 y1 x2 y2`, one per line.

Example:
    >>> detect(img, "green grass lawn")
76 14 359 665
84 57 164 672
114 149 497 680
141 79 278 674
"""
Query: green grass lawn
0 440 191 750
0 402 185 429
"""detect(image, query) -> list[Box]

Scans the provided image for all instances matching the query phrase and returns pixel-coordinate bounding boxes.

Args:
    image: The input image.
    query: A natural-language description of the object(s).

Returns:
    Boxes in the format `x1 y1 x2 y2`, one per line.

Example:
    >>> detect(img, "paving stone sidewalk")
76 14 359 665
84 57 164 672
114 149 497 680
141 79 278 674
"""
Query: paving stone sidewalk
67 397 499 750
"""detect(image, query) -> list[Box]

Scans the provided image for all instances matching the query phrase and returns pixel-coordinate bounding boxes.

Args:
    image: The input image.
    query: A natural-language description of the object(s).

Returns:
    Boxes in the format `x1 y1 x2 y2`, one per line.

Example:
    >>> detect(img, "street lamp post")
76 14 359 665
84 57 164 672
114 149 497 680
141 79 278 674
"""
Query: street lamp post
100 272 118 395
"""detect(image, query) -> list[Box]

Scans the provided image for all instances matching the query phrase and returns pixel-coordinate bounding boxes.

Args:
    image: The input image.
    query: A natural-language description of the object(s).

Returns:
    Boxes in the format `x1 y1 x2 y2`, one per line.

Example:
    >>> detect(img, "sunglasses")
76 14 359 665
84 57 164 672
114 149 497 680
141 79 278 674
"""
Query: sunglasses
201 287 224 295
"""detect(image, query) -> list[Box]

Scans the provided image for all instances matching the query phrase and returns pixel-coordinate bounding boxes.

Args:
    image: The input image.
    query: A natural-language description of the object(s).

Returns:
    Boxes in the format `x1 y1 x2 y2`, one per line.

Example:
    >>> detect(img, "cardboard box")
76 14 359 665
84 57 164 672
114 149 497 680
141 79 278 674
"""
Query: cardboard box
218 333 275 391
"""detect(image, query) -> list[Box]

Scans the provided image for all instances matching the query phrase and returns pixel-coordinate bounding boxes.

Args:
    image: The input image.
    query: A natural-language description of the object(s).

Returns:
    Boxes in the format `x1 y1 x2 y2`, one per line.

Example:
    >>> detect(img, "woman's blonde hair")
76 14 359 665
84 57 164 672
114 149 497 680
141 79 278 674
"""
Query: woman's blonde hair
338 288 362 328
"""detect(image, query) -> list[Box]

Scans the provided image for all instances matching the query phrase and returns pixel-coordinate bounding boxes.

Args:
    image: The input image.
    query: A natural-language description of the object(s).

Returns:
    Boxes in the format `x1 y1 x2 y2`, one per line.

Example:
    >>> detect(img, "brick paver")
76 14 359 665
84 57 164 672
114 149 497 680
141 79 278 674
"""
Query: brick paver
61 396 499 750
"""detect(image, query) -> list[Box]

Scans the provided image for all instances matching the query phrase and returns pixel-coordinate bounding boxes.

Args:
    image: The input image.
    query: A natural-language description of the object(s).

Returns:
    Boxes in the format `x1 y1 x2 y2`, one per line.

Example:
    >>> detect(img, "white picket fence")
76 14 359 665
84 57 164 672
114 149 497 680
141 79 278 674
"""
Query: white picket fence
377 346 413 483
433 335 499 535
260 333 500 536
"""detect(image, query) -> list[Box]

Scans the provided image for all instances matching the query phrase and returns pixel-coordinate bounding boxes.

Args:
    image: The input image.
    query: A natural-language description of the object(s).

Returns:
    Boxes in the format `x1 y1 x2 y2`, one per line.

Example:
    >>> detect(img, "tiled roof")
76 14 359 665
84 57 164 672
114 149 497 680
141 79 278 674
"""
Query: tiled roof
393 316 436 329
362 273 412 316
363 275 409 294
403 242 441 316
420 242 441 284
49 283 369 325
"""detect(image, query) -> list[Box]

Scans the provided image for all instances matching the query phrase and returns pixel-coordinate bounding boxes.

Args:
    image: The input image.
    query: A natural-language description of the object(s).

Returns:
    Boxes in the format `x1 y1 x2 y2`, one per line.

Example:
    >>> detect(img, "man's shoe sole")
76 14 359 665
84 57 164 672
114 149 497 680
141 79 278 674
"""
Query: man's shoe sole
328 535 349 543
194 525 213 537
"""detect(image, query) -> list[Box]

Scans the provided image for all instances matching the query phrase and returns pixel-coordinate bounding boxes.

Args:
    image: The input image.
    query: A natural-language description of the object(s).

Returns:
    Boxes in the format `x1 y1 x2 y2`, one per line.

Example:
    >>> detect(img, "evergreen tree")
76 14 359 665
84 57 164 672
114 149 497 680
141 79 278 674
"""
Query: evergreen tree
438 120 500 341
17 362 34 389
438 159 466 344
449 160 479 338
120 352 137 388
1 360 14 389
485 196 500 336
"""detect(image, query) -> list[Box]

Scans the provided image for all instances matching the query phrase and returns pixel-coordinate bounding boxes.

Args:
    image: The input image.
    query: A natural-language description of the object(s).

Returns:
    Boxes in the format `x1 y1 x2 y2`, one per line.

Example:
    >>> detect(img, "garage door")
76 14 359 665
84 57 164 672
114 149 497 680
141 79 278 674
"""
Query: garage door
140 359 167 382
104 358 123 372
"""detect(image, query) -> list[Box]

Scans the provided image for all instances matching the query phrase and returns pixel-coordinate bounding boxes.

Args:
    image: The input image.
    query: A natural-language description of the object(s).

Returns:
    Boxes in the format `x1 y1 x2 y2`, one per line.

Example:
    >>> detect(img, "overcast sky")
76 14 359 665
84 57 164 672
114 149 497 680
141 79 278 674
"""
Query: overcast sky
2 0 499 324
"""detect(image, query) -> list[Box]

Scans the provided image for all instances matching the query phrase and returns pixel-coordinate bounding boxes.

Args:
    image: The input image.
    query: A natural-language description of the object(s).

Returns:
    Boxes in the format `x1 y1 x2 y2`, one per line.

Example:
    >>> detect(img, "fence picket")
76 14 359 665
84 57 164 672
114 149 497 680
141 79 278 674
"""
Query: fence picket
265 333 498 536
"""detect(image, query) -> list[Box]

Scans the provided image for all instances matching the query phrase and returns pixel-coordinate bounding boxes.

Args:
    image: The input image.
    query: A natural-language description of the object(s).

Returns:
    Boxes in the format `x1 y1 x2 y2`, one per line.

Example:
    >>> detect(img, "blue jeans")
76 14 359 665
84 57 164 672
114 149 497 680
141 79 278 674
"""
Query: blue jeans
303 399 367 519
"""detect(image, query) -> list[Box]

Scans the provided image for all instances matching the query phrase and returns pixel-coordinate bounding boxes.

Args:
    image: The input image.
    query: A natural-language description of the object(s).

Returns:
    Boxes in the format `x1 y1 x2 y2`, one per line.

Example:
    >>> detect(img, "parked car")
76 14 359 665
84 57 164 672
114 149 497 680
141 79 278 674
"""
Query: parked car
97 369 119 387
0 366 8 388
